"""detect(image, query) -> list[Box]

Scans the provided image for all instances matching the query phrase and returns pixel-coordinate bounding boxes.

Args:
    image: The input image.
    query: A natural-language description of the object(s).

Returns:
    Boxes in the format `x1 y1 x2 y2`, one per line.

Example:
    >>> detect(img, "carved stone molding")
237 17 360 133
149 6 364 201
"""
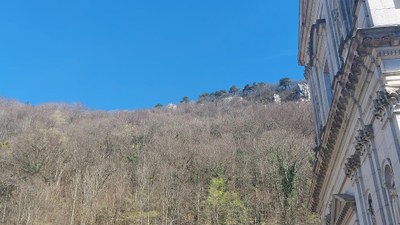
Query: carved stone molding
378 49 400 57
373 89 400 121
344 153 361 178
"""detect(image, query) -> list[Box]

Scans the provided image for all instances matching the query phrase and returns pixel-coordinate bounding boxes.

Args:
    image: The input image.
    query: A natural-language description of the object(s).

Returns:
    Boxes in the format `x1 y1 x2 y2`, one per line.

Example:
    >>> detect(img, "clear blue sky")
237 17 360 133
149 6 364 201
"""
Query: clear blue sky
0 0 303 110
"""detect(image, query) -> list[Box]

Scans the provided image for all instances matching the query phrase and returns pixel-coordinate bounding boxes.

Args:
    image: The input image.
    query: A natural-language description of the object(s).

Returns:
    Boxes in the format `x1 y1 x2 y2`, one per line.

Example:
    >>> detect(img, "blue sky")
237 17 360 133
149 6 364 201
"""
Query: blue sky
0 0 303 110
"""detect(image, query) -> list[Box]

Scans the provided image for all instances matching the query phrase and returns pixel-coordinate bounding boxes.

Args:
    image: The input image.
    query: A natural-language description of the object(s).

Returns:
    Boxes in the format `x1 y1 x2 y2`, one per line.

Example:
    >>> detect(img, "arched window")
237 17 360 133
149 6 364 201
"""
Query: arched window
384 163 400 224
385 164 395 189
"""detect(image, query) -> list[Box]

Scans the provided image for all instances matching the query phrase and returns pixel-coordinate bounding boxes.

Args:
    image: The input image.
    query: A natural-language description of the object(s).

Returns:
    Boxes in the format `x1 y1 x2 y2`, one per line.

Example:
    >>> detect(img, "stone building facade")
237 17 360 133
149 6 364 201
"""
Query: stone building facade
298 0 400 224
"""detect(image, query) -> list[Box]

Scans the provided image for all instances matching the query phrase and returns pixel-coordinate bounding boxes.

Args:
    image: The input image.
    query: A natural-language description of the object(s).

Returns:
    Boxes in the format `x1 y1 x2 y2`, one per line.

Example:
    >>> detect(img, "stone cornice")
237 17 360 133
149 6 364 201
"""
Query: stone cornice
309 43 362 212
360 26 400 49
309 25 400 212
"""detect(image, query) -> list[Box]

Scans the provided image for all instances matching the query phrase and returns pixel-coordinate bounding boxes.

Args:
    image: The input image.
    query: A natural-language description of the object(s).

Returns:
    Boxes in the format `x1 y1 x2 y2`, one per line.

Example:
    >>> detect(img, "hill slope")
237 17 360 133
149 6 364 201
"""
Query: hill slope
0 98 318 225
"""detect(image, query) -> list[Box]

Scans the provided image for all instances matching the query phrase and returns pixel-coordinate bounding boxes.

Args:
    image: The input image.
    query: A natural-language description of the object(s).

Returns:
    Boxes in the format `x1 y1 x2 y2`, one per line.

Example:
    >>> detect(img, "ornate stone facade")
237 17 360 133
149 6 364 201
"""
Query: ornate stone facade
299 0 400 224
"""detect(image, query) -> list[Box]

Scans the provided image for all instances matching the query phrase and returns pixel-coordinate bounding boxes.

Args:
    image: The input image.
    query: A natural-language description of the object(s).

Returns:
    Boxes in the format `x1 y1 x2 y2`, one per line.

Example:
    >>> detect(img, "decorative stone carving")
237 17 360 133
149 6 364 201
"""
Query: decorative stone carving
373 91 387 120
344 125 374 179
354 142 364 155
354 125 374 155
373 89 400 121
344 153 361 178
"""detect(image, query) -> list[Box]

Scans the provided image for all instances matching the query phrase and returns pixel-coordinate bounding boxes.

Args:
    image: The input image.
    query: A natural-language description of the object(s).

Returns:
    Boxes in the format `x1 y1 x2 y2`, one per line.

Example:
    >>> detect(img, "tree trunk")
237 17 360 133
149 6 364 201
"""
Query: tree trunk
2 202 6 224
70 173 80 225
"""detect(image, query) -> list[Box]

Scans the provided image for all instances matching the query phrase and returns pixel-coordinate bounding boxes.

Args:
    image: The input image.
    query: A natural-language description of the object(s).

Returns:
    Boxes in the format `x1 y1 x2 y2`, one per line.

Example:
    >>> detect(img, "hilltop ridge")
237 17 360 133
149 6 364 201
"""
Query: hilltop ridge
156 78 310 109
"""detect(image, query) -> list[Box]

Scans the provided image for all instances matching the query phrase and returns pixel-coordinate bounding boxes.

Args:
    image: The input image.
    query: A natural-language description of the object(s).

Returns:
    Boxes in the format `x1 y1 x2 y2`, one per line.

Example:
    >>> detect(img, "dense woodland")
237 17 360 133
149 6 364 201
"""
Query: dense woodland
0 83 319 225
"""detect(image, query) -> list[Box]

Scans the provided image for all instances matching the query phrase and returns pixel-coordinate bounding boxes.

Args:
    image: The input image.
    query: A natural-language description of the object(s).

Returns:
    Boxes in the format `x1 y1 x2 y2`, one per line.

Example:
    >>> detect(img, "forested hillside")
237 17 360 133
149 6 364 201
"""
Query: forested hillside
0 96 319 224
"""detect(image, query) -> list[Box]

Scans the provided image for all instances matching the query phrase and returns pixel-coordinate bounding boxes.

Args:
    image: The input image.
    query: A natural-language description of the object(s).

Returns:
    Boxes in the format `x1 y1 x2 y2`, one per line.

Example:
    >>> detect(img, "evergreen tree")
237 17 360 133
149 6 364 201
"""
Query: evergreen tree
180 96 190 104
279 77 292 89
214 90 227 98
154 103 163 108
229 85 239 95
242 84 253 95
199 93 210 99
